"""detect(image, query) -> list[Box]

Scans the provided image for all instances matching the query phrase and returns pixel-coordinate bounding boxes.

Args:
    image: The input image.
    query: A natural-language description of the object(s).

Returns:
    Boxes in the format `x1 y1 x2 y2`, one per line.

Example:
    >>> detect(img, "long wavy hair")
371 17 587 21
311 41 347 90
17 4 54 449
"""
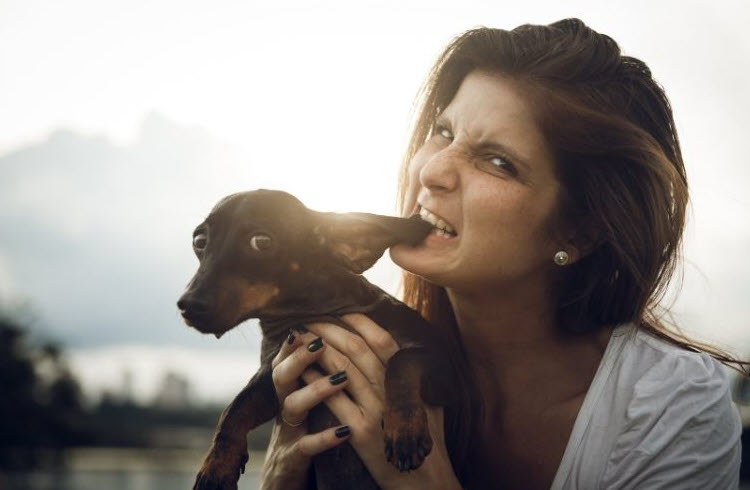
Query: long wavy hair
398 19 748 373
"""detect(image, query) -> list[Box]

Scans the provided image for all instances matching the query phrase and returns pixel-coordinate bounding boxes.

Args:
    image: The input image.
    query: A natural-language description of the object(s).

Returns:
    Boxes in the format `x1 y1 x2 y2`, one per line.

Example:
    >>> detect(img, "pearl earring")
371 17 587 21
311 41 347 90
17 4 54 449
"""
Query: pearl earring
554 251 569 266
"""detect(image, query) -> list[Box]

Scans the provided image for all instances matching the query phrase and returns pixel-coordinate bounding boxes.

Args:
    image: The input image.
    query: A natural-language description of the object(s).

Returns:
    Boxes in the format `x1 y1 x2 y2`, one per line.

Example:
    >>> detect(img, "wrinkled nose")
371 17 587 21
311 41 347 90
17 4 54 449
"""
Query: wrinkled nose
177 295 211 321
419 148 459 193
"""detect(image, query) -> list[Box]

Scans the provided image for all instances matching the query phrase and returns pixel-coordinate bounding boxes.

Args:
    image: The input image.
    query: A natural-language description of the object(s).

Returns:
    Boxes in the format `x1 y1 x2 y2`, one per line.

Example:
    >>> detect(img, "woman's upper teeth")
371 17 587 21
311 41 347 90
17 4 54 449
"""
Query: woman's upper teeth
419 207 456 234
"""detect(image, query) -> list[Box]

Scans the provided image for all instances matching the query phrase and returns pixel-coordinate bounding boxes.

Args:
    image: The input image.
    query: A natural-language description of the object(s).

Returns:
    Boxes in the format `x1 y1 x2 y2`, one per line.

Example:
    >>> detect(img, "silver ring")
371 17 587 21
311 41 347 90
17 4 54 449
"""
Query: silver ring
281 414 305 427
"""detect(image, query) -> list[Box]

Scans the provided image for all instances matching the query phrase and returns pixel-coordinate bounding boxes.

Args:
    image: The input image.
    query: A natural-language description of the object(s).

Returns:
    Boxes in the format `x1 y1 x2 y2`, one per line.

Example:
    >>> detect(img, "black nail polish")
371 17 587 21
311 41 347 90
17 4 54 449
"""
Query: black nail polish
296 324 308 333
329 371 347 385
287 329 295 345
335 425 351 438
307 337 323 352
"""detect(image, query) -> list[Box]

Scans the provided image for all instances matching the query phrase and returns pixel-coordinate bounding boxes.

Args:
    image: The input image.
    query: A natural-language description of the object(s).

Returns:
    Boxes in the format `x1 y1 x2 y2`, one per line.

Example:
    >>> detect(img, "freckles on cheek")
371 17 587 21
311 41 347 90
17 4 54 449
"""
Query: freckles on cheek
517 194 559 242
479 188 540 239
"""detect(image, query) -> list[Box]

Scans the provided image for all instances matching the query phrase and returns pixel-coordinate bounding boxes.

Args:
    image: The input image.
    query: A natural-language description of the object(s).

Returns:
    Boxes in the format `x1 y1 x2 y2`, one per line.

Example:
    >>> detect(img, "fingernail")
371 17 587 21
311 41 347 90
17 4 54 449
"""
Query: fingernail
329 371 347 385
287 329 295 345
297 324 308 333
335 425 350 438
307 337 323 352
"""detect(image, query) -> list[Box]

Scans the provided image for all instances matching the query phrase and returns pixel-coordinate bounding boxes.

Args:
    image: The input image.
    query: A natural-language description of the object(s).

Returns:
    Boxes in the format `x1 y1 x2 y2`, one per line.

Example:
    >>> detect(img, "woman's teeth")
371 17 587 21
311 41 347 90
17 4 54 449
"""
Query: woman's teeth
419 208 457 237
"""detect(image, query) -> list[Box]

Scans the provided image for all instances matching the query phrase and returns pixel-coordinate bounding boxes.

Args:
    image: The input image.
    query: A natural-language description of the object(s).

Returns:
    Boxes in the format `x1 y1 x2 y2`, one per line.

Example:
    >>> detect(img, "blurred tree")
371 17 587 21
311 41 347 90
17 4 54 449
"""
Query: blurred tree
0 312 271 471
0 314 91 470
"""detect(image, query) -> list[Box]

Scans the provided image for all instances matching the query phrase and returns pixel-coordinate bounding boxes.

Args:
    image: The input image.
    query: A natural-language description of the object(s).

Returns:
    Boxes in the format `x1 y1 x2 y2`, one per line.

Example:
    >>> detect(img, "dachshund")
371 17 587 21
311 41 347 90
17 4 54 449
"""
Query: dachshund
177 189 476 490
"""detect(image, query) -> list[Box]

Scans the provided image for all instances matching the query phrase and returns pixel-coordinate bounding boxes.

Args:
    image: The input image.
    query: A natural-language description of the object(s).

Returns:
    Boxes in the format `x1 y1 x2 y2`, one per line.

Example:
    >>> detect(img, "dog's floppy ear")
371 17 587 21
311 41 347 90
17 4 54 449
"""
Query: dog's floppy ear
312 212 432 274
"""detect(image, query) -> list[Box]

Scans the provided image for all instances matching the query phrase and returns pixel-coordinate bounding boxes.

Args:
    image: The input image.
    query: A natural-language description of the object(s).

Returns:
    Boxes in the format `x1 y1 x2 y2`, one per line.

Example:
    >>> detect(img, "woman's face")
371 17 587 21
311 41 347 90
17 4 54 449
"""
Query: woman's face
390 70 566 293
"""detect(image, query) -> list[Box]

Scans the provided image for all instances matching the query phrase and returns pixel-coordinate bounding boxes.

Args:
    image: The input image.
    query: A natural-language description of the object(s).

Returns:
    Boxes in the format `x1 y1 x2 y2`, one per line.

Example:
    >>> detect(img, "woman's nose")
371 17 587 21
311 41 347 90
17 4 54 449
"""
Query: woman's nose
419 148 459 193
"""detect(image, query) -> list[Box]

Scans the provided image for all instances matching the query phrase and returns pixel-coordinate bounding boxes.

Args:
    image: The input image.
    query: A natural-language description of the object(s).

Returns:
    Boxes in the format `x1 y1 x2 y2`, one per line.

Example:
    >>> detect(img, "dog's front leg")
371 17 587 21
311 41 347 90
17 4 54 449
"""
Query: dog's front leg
194 365 278 490
382 346 453 473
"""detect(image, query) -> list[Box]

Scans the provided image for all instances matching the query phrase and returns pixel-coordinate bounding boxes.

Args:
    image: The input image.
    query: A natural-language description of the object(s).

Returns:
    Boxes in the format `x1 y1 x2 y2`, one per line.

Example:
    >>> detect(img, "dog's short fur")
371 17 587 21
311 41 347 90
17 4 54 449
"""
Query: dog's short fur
178 190 476 490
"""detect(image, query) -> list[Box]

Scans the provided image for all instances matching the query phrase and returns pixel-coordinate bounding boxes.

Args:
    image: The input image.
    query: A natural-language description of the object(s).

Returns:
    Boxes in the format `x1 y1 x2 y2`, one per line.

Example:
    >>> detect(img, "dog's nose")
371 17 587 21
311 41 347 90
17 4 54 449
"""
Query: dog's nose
177 296 211 318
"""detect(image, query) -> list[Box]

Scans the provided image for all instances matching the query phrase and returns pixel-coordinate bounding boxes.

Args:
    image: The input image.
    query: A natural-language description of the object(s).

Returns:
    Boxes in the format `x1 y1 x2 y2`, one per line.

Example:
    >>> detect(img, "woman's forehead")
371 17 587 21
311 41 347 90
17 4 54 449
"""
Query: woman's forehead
440 71 555 171
442 72 534 129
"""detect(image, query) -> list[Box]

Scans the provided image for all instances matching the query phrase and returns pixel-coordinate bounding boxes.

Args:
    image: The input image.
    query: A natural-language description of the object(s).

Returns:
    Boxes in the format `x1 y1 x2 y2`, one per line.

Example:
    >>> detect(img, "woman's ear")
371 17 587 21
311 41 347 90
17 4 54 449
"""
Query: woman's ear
558 221 601 265
312 212 432 274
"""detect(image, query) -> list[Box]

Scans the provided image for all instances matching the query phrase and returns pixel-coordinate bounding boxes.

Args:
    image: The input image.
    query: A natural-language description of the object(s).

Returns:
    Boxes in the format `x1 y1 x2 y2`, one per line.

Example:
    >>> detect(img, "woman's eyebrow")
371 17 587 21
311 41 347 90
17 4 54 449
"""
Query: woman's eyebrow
436 113 534 173
435 114 451 127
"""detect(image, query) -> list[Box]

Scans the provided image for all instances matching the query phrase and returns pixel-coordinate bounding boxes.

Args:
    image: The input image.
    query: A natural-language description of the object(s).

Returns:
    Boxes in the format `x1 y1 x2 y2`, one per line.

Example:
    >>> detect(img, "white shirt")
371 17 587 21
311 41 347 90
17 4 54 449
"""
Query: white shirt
551 323 742 489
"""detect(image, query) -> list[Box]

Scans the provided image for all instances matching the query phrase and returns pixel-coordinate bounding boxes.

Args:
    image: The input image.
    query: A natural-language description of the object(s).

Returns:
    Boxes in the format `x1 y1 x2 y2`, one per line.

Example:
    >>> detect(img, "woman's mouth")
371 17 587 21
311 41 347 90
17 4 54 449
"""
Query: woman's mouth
419 206 458 238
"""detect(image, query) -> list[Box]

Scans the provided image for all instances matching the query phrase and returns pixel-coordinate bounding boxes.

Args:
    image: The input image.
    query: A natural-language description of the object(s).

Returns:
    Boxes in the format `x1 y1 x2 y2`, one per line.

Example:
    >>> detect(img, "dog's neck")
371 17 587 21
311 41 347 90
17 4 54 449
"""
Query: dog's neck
257 269 385 336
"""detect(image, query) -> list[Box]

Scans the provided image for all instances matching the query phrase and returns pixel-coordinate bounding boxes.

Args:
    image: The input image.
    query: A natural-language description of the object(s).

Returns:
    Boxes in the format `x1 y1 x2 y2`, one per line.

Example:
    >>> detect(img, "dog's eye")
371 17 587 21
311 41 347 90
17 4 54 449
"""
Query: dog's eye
250 234 273 252
193 233 208 251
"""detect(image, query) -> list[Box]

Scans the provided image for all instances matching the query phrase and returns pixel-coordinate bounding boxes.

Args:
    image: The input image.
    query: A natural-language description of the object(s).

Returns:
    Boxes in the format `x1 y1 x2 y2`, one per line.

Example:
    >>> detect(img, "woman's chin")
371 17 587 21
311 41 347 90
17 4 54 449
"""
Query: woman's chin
389 243 416 270
389 241 452 281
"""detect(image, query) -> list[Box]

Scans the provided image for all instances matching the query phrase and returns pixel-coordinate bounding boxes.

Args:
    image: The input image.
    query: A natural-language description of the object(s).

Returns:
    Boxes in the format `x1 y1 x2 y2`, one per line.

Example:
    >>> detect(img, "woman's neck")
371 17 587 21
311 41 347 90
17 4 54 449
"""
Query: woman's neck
447 278 612 404
448 279 558 361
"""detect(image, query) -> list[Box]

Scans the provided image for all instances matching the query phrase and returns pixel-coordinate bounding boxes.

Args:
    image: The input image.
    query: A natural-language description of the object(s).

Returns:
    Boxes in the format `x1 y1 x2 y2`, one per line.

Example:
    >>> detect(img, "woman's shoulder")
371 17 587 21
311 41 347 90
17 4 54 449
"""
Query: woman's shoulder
594 322 742 487
553 323 743 489
616 323 730 390
602 322 737 430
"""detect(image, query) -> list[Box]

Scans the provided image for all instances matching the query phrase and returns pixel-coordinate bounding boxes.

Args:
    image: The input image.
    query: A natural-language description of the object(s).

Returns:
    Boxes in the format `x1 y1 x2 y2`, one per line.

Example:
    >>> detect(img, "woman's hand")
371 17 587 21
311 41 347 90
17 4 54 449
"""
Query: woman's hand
305 314 463 490
259 330 353 490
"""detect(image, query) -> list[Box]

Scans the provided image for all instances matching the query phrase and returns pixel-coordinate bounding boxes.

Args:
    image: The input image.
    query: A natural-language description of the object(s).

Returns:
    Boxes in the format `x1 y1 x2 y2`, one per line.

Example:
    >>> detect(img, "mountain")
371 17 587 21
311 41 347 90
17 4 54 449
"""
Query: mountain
0 113 261 348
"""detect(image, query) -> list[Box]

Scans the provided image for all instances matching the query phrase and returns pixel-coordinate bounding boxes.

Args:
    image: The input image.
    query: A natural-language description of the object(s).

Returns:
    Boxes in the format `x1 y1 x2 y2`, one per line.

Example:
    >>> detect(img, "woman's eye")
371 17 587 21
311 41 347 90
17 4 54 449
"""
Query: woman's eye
488 156 518 176
250 234 273 252
193 233 207 251
435 125 453 140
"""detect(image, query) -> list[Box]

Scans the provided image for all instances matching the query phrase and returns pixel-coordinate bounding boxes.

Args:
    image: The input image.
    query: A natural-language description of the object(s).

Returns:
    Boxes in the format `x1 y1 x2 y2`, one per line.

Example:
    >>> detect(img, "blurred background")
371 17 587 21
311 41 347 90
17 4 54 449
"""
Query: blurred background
1 0 749 488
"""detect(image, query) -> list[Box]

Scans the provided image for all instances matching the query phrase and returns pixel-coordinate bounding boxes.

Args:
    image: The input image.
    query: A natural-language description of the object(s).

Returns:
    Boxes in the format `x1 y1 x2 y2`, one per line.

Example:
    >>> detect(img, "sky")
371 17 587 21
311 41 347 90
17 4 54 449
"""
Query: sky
1 0 749 402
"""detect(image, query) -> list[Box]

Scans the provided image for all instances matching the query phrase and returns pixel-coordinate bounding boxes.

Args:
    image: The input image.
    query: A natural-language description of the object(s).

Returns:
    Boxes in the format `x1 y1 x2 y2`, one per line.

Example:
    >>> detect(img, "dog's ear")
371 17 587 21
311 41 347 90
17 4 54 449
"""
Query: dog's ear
312 212 432 274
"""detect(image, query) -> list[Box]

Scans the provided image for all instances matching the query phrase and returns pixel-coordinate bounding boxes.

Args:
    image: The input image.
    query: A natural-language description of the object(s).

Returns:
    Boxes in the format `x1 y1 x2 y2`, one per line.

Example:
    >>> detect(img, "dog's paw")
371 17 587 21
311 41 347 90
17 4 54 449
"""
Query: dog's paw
193 444 248 490
382 403 433 472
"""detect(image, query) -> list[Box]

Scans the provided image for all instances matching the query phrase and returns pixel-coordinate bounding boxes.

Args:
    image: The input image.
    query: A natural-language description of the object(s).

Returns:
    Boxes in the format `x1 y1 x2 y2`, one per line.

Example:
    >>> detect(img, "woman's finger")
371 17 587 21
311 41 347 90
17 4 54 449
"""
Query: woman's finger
293 424 352 458
272 327 312 369
261 417 352 490
272 333 326 402
299 369 381 440
271 329 297 369
341 313 400 364
281 368 350 427
311 341 385 413
306 321 386 389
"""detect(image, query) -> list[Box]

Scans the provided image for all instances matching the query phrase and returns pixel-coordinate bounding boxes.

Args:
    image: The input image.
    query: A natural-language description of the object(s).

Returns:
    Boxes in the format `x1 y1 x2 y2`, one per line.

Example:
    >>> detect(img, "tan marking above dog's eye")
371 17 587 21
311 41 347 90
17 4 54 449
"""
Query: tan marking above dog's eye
193 233 207 251
250 233 273 252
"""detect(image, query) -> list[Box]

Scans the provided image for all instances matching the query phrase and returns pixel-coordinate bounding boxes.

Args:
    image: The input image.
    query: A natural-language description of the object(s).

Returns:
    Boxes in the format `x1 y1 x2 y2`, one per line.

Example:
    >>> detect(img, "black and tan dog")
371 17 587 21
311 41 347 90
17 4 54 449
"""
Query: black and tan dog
178 189 476 490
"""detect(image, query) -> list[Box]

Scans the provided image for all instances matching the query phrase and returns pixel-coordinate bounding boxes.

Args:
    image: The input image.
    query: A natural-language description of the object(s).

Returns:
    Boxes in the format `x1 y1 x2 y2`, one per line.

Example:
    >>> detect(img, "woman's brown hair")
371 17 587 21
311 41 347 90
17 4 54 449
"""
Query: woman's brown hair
398 18 748 373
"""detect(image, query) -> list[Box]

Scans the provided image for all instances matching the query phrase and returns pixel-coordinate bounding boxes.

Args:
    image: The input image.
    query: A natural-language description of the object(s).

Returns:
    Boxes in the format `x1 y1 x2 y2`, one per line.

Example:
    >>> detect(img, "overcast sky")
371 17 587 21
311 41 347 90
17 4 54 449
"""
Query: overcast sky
1 0 749 401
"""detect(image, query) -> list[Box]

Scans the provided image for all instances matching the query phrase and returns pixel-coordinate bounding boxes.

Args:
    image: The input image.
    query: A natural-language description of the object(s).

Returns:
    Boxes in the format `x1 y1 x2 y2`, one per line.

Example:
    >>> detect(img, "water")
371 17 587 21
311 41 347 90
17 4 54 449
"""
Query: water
0 448 264 490
4 449 746 489
2 470 260 490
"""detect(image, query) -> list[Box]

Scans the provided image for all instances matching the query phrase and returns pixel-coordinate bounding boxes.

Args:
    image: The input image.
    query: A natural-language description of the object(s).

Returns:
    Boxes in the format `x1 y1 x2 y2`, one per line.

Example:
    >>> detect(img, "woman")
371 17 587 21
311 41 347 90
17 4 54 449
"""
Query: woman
260 18 743 489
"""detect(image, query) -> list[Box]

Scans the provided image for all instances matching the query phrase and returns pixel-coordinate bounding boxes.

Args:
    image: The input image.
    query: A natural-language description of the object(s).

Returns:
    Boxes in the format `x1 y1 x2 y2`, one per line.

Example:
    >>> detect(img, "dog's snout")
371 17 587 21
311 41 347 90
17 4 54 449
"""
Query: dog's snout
177 295 211 318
